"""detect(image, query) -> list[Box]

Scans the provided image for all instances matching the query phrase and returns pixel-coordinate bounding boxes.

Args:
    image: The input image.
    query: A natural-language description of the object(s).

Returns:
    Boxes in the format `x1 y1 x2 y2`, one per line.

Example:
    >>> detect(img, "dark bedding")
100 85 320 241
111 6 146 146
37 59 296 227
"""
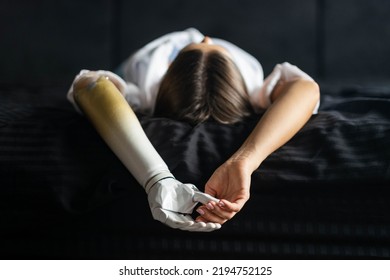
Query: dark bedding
1 85 390 259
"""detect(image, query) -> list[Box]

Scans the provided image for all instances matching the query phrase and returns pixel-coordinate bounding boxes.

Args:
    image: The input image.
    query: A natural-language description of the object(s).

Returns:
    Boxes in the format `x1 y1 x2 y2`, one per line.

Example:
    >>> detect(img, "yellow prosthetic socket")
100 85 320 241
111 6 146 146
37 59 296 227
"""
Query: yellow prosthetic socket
73 76 172 191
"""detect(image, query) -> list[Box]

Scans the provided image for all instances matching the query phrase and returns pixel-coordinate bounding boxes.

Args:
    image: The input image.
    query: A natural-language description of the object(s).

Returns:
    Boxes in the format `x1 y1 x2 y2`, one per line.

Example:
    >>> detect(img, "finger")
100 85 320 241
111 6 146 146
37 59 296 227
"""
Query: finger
202 222 222 232
181 221 207 231
195 215 224 230
217 199 245 213
198 200 243 222
196 206 229 224
195 216 208 223
158 209 221 232
183 221 221 232
193 191 219 204
205 201 236 220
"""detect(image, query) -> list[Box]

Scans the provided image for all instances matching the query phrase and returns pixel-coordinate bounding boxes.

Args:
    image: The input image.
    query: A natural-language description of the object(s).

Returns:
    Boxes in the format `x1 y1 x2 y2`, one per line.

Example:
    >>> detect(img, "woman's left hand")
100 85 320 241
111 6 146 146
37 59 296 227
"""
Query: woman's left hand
195 159 251 224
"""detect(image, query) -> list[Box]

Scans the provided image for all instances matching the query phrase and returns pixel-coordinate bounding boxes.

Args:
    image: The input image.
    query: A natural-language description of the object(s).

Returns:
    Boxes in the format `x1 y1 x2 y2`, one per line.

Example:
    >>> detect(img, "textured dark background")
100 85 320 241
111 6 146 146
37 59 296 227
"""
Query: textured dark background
1 0 390 260
1 0 390 88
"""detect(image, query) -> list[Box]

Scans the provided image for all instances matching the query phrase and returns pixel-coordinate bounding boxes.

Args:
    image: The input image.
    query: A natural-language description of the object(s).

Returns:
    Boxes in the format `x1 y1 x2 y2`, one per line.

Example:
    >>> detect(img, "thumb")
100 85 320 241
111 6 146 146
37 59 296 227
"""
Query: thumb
193 191 219 205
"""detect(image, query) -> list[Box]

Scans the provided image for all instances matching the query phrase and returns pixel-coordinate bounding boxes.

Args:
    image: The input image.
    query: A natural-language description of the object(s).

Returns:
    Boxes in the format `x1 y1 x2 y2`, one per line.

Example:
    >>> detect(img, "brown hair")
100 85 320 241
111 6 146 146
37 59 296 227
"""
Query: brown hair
154 48 254 125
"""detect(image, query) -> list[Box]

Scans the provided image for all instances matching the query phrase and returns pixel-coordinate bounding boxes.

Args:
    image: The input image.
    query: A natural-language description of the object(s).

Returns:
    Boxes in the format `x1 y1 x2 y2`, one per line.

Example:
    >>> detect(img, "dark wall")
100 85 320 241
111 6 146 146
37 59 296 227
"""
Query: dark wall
323 0 390 82
1 0 390 87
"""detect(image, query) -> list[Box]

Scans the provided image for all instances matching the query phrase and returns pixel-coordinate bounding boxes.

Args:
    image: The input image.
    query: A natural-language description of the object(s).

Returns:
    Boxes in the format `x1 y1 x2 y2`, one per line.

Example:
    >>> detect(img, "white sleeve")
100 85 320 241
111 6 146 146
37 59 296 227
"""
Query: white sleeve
119 28 203 85
255 62 319 114
115 28 204 114
67 70 143 113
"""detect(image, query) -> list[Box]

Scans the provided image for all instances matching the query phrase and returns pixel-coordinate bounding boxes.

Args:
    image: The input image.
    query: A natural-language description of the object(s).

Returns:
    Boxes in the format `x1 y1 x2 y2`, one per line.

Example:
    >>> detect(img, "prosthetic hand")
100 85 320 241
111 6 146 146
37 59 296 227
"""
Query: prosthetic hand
148 178 221 231
72 74 221 231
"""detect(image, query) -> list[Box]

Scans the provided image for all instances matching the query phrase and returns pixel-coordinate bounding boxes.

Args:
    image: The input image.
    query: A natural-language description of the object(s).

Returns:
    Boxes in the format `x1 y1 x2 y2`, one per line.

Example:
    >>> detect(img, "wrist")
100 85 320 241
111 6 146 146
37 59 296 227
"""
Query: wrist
228 147 263 174
144 170 175 194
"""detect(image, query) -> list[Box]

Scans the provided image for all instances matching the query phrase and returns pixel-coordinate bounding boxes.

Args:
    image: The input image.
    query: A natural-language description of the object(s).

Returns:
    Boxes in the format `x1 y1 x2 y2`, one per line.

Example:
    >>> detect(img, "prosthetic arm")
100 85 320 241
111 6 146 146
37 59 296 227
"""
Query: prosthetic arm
72 74 220 232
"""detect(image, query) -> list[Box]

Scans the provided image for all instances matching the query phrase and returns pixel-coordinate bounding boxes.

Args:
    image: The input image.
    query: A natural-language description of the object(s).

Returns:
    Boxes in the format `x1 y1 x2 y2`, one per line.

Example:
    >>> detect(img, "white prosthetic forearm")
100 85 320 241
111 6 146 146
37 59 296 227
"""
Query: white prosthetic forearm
73 75 220 231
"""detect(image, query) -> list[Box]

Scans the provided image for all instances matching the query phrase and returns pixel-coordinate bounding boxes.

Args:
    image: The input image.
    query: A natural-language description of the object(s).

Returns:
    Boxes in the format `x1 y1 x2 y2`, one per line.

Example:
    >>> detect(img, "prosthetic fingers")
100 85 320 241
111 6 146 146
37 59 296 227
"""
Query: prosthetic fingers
148 178 221 231
72 74 221 231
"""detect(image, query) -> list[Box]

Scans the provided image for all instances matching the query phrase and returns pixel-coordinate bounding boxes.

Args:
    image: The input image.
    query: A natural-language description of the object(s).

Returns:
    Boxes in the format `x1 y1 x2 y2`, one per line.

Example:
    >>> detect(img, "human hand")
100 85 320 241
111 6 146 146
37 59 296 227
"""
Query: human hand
195 160 251 224
148 178 221 232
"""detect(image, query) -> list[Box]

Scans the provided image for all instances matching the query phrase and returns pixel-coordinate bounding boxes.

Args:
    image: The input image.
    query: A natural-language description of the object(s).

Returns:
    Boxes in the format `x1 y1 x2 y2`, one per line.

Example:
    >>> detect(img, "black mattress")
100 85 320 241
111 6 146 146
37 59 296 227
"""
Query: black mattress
1 84 389 259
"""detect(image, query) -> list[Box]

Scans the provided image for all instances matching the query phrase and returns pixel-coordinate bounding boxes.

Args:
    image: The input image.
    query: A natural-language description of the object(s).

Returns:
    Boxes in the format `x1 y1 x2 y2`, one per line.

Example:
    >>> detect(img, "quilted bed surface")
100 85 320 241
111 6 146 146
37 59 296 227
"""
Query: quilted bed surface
1 85 389 259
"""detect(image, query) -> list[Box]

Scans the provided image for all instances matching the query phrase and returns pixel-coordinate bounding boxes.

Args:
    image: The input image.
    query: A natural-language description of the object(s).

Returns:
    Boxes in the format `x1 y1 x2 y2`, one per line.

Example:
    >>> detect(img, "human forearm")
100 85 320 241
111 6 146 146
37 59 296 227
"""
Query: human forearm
231 79 320 172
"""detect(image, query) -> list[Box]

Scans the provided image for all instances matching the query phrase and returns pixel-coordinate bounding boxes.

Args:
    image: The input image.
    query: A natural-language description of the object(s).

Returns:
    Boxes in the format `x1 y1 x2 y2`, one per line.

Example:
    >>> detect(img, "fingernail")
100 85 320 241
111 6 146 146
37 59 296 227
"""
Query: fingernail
206 202 214 210
197 208 205 215
218 201 225 208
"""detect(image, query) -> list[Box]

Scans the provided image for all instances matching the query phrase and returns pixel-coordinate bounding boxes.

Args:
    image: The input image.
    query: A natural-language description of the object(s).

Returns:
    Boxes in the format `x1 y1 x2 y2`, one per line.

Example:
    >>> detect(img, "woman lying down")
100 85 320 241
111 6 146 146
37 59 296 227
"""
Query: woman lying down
67 28 320 232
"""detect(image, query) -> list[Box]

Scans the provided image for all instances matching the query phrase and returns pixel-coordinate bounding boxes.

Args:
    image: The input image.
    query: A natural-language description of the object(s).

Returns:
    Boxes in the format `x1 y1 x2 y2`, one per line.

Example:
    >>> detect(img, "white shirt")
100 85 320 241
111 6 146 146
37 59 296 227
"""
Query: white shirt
68 28 319 114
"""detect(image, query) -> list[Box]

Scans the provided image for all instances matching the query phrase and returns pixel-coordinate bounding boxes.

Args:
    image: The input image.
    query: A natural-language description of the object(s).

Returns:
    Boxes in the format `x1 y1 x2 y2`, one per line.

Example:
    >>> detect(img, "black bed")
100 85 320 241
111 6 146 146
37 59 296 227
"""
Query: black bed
1 83 389 259
1 0 390 260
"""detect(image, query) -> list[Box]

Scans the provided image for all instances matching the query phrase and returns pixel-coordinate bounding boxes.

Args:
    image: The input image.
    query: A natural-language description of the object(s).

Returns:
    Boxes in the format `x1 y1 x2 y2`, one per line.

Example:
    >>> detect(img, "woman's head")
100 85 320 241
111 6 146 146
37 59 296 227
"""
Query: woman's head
154 37 254 125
